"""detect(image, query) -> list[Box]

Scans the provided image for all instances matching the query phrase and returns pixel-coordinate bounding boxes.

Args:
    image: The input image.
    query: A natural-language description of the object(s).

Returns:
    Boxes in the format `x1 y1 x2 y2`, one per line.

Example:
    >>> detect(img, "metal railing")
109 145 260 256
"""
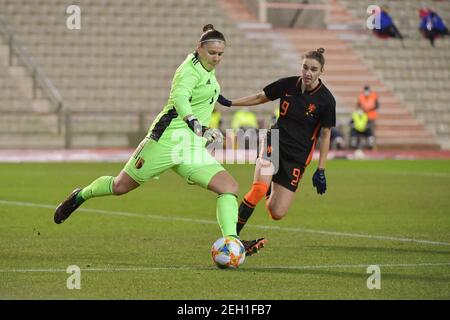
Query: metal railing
63 110 150 149
0 15 64 134
257 0 327 25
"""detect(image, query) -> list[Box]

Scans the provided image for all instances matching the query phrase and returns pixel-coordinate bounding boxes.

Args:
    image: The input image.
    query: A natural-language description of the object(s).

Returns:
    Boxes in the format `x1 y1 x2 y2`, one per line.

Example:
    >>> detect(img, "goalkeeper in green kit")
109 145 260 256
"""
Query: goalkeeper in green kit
54 24 266 256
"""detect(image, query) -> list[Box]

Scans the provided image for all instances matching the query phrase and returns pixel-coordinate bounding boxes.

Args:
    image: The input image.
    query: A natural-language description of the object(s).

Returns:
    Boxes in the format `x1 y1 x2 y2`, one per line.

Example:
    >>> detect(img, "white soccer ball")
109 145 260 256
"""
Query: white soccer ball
211 236 246 269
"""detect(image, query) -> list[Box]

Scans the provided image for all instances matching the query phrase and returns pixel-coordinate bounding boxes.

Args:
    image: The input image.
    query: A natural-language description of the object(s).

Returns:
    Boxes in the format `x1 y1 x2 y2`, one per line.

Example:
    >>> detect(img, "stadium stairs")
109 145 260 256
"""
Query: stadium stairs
0 0 446 150
337 0 449 150
222 0 443 150
0 0 296 148
0 40 63 148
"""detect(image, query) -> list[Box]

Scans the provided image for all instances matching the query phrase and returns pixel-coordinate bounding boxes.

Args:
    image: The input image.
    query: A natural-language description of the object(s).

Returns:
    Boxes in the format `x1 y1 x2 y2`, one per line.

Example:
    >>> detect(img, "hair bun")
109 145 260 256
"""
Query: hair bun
203 24 215 32
316 48 325 54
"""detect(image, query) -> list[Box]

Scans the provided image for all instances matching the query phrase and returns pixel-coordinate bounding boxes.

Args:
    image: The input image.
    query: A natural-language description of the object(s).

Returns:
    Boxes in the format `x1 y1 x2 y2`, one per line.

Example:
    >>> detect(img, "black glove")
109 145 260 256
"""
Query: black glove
217 94 232 107
312 169 326 195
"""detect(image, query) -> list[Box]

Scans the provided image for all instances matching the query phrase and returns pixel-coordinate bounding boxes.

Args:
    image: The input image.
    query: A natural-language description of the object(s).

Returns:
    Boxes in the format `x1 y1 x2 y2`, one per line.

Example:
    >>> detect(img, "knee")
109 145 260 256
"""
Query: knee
223 178 239 196
266 202 287 221
112 179 130 195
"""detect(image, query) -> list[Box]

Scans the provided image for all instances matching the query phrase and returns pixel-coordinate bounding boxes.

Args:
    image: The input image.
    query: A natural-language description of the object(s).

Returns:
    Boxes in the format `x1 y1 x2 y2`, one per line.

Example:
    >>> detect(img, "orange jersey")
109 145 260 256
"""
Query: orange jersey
358 92 378 120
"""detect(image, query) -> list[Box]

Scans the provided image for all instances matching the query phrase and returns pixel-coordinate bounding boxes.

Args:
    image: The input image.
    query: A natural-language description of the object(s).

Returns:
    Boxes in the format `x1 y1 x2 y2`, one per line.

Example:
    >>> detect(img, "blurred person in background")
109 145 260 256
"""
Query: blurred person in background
349 108 375 150
419 7 450 47
231 108 259 150
373 6 404 40
209 109 223 133
357 85 379 140
330 125 345 150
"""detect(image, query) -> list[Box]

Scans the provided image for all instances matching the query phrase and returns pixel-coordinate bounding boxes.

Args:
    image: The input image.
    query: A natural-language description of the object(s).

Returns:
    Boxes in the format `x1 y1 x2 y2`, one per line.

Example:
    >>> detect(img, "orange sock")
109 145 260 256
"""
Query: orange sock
243 181 269 207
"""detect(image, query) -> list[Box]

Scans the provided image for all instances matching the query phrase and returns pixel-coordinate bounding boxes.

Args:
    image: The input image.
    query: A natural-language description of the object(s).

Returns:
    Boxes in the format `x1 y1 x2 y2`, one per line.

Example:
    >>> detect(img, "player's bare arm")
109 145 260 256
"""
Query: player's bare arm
220 91 270 107
312 127 331 195
318 127 331 169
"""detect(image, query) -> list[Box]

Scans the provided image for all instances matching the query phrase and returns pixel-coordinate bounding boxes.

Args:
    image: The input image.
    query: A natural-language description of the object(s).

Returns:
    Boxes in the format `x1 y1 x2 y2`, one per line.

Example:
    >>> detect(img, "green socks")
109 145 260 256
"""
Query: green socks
76 176 115 205
216 193 238 237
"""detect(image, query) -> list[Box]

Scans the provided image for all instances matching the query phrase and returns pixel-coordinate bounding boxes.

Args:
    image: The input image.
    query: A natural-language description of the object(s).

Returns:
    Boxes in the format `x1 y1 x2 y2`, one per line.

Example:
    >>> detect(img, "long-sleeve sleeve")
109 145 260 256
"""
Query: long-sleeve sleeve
172 67 200 120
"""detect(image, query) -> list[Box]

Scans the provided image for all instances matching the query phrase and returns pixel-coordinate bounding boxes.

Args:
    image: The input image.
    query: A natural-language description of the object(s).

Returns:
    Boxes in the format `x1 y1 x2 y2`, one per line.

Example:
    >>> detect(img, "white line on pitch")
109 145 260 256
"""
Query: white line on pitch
1 262 450 273
332 170 450 178
253 262 450 270
1 199 450 247
0 266 194 273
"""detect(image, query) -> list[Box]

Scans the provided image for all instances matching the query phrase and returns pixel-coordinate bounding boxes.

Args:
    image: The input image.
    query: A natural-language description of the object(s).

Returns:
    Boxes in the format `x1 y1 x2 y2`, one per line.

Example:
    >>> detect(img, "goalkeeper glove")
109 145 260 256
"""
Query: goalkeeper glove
217 94 232 107
185 116 223 145
312 168 326 195
204 128 224 146
185 115 204 137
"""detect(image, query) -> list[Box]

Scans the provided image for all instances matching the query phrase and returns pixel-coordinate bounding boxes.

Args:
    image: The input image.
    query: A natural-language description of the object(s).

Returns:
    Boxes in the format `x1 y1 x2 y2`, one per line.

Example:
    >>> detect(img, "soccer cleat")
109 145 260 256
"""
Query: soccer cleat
241 238 267 256
54 188 82 224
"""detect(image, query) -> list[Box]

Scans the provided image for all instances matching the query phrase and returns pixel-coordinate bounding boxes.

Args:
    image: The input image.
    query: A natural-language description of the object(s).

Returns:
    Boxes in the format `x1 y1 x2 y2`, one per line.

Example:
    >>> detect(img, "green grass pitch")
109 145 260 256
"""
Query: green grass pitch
0 160 449 299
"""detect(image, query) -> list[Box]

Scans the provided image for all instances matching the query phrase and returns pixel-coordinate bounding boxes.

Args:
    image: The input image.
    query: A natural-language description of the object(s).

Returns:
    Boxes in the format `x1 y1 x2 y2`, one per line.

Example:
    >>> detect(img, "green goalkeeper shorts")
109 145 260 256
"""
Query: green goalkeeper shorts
123 136 225 188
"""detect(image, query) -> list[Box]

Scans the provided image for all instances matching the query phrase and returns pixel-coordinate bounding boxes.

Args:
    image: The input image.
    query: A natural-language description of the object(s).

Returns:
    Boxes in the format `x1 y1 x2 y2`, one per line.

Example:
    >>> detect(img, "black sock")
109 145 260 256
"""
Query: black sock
237 199 255 235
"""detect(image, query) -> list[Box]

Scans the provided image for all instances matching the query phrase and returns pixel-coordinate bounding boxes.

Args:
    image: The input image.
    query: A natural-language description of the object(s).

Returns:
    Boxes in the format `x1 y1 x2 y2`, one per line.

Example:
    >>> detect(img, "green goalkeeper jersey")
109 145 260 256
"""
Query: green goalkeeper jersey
148 52 220 143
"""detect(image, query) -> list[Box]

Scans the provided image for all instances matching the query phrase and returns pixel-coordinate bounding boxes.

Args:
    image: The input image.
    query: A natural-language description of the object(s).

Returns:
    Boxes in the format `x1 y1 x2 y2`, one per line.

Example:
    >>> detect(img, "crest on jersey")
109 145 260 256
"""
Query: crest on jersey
306 103 316 116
